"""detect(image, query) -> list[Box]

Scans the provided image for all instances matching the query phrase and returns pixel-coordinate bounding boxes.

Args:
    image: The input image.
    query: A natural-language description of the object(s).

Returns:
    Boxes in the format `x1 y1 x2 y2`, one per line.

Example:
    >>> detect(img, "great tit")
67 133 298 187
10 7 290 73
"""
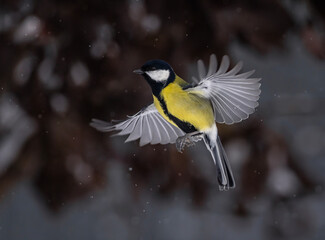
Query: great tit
91 54 261 190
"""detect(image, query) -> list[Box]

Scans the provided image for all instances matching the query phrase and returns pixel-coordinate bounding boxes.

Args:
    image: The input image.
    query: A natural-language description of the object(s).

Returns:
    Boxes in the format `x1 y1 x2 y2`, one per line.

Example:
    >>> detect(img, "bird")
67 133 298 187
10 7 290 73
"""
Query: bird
90 54 261 190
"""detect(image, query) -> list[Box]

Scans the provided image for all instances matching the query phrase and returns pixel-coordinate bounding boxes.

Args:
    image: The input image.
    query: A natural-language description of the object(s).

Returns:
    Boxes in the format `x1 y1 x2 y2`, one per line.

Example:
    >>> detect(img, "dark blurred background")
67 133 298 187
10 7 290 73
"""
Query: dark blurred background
1 0 325 239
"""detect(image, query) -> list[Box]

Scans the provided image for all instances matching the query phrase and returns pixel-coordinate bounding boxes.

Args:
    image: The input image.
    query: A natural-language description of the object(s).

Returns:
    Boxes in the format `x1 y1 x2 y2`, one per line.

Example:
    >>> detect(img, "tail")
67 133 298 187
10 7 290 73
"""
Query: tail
204 135 235 190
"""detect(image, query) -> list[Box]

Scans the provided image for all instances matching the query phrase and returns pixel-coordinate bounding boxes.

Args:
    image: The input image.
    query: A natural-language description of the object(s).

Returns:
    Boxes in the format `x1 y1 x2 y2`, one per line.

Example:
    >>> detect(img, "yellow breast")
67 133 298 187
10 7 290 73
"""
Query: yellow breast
154 76 215 131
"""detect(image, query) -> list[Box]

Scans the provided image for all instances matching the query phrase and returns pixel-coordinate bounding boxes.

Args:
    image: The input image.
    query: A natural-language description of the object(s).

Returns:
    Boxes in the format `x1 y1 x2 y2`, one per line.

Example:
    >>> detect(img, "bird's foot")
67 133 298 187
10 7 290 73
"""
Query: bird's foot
176 132 203 153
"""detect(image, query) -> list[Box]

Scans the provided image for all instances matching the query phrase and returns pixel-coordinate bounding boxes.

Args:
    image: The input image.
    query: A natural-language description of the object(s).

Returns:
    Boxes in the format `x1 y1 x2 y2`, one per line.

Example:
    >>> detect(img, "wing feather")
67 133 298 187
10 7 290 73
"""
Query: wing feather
214 93 242 122
189 54 261 124
125 117 142 142
161 115 182 141
197 60 206 79
115 117 137 136
90 104 185 146
140 115 152 146
151 113 170 144
147 114 161 144
223 61 242 76
206 54 218 77
216 56 230 75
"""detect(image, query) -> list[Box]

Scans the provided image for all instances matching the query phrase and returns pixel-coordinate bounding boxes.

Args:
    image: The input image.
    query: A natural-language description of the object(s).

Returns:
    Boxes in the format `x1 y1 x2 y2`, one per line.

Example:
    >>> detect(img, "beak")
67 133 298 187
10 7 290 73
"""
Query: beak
133 69 144 75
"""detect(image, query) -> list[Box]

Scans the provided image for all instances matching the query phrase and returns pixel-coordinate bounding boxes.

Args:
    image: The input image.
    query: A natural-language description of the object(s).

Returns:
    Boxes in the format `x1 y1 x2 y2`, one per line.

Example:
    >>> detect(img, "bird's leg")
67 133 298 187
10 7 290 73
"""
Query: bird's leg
176 132 204 153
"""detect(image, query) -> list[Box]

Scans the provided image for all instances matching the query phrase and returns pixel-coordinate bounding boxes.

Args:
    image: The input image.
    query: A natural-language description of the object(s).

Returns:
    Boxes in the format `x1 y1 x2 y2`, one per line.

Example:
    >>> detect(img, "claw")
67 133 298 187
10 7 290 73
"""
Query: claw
176 132 203 153
176 138 185 153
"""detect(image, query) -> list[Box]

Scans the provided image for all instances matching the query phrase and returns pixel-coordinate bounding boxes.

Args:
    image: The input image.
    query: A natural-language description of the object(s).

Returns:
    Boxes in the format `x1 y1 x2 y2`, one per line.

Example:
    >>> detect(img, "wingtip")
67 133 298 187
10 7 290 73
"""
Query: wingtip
249 69 256 75
222 55 230 61
197 59 206 79
210 53 217 64
139 141 147 147
89 118 115 132
89 118 102 128
236 60 243 69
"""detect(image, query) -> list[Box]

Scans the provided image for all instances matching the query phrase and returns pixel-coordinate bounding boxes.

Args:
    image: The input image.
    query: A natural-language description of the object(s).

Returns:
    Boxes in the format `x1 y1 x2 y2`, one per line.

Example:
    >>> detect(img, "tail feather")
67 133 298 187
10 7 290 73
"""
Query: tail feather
204 135 235 190
217 136 235 189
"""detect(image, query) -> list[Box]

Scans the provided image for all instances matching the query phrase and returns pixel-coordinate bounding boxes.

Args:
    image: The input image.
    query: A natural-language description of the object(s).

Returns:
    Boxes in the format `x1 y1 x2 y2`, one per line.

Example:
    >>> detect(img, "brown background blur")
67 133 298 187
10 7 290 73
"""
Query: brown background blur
1 0 325 239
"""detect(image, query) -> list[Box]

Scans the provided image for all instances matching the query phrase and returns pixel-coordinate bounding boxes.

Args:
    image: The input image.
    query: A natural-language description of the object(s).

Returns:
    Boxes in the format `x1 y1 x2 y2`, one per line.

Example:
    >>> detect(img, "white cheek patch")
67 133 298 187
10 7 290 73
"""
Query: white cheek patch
146 70 170 82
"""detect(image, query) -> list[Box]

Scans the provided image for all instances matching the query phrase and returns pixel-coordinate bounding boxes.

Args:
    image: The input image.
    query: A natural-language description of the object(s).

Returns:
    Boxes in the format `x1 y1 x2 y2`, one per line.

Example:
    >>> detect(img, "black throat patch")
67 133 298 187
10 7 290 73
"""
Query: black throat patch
143 70 176 98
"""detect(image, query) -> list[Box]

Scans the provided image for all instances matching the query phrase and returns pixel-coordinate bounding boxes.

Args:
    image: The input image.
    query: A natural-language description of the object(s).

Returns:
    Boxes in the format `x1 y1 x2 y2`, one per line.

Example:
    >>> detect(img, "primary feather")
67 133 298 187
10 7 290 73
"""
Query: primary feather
188 54 261 124
90 104 185 146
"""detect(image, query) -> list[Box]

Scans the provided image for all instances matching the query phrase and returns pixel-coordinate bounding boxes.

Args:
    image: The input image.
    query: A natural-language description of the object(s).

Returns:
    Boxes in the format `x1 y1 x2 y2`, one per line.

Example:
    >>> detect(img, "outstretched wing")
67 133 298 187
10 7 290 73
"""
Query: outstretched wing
90 104 185 146
189 54 261 124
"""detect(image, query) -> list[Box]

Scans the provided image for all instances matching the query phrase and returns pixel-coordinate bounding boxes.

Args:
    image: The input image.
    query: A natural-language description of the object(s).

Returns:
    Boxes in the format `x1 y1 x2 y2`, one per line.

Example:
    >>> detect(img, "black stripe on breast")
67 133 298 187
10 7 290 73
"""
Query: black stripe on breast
157 96 197 134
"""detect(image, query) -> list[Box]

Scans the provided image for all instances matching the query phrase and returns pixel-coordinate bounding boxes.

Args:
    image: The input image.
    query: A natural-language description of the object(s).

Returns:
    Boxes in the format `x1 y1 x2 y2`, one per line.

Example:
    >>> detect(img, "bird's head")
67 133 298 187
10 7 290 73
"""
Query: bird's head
133 60 175 93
